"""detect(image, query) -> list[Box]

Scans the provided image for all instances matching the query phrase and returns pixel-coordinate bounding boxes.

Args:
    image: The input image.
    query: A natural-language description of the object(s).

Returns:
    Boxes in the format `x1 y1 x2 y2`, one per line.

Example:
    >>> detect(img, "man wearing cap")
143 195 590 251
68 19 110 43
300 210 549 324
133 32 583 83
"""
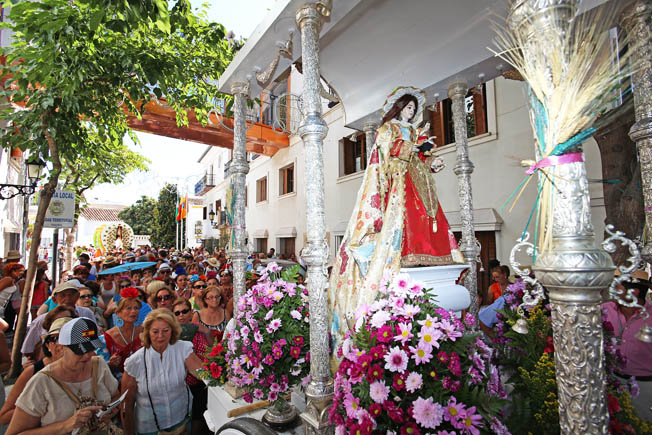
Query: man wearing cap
21 281 97 358
602 270 652 420
156 262 172 282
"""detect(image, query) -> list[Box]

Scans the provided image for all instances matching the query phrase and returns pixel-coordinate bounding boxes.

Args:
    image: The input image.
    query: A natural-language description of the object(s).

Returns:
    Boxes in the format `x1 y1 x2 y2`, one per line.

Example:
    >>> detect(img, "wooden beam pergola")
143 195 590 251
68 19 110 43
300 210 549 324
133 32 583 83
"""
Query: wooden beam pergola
128 100 289 156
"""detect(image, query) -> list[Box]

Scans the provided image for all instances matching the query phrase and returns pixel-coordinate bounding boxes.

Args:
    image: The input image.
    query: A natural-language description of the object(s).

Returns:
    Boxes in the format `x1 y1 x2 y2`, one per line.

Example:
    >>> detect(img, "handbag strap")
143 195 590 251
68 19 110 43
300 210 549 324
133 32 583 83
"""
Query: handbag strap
144 347 191 433
91 356 99 399
143 347 162 432
42 371 82 408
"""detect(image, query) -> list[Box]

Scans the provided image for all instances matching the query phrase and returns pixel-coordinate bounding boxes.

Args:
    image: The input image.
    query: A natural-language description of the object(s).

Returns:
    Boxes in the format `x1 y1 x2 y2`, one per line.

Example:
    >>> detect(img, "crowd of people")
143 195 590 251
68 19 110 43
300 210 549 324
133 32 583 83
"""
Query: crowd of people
0 243 649 433
0 245 294 435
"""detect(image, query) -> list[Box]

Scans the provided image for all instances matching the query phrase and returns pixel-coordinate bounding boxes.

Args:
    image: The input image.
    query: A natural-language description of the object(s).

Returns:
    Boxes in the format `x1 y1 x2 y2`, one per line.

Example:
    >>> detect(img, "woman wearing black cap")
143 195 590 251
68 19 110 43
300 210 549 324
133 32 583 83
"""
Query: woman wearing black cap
7 318 120 435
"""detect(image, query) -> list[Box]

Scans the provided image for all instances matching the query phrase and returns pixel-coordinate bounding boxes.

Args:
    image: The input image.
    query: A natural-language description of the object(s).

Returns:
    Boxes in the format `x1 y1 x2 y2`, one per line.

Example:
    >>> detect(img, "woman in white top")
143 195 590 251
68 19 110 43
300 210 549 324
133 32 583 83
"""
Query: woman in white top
121 308 203 435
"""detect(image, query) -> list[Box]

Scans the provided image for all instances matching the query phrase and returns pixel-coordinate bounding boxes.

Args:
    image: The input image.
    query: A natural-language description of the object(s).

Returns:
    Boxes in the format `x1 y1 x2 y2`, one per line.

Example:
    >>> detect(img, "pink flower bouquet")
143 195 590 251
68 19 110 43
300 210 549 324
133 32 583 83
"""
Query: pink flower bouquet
226 262 311 404
329 273 509 434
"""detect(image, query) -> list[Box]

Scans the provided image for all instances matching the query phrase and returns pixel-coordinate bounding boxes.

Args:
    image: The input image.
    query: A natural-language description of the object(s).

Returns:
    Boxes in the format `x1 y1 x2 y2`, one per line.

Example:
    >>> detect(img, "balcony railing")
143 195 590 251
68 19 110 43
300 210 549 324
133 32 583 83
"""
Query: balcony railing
194 173 215 196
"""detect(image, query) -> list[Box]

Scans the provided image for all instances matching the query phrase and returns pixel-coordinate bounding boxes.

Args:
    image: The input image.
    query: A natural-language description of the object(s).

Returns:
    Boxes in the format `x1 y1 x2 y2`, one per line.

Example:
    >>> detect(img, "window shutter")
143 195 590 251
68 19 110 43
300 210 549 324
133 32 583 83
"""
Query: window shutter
429 104 446 147
472 90 487 136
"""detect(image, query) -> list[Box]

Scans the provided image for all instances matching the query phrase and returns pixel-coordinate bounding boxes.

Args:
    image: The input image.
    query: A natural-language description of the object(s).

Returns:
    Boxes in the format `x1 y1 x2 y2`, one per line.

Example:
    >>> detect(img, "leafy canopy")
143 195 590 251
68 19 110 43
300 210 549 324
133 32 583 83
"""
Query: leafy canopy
0 0 235 161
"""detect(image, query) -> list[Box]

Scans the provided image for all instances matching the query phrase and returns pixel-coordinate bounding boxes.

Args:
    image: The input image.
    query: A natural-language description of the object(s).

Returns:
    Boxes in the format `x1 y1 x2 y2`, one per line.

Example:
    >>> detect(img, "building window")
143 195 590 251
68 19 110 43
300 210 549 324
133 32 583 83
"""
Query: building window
203 207 207 220
256 177 267 203
279 164 294 195
215 200 222 212
429 83 488 147
341 134 367 176
255 238 267 254
279 237 295 259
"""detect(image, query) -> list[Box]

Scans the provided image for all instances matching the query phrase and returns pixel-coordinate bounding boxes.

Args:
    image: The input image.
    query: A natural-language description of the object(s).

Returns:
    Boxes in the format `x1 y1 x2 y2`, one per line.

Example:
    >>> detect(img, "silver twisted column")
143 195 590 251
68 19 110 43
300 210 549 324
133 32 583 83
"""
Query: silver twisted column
448 82 479 317
363 121 378 165
622 1 652 264
229 81 250 318
296 3 333 434
506 1 612 432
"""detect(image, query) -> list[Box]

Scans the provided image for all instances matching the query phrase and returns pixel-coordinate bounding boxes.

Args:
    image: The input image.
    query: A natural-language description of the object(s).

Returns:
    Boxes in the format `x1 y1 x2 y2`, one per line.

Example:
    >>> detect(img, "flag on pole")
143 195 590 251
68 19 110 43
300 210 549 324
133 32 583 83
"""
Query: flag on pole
175 196 181 222
181 195 189 220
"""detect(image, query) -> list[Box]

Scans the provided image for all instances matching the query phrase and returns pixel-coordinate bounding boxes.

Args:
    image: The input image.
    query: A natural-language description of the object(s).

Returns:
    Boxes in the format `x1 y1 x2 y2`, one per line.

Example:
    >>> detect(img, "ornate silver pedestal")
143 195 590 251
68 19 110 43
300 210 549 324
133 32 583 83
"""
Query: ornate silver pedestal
229 81 250 317
506 1 612 432
296 3 334 434
448 82 479 318
621 1 652 264
363 121 378 165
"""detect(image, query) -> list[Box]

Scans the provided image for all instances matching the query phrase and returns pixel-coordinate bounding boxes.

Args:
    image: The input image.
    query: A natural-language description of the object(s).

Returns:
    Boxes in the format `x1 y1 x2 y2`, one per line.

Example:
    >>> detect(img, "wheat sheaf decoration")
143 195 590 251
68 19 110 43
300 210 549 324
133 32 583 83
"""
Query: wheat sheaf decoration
492 1 636 254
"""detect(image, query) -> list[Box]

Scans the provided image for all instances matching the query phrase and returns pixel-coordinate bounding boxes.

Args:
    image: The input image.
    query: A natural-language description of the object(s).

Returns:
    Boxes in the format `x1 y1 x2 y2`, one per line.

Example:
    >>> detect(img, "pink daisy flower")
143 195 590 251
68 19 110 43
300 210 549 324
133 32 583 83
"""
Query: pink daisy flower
409 341 433 365
440 318 463 341
412 396 444 429
264 309 275 321
384 346 408 373
344 394 361 419
417 314 440 329
444 396 465 425
459 406 482 434
290 310 302 320
266 318 282 333
398 304 421 318
405 372 423 393
419 326 443 349
394 322 414 344
369 380 390 404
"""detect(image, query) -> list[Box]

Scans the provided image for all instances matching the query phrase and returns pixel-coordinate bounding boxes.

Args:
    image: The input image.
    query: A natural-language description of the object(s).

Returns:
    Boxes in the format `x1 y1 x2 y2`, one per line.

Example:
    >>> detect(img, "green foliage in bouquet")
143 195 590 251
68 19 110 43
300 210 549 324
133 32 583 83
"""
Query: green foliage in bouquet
199 341 228 387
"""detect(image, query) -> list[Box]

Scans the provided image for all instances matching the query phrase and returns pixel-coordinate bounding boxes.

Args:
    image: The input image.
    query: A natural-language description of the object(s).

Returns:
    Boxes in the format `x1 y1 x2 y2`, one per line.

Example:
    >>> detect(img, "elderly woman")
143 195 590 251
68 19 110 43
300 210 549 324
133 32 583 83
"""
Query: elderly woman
0 316 72 425
103 287 143 381
173 299 210 434
121 309 203 435
147 281 175 311
192 286 230 340
7 318 119 435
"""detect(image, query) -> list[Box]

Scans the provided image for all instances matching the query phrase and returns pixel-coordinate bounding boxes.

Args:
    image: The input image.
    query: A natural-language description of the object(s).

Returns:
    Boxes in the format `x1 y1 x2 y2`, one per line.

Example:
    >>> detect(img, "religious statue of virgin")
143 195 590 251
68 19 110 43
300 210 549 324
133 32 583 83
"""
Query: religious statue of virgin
329 86 464 338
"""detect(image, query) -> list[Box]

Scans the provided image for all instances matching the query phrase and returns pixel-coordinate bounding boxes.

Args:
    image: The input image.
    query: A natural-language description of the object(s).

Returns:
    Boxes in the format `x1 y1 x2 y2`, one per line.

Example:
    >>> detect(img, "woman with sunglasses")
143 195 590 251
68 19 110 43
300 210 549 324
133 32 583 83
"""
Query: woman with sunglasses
103 288 143 382
0 316 72 425
76 286 107 332
188 276 207 310
147 281 175 311
192 286 230 341
173 299 210 435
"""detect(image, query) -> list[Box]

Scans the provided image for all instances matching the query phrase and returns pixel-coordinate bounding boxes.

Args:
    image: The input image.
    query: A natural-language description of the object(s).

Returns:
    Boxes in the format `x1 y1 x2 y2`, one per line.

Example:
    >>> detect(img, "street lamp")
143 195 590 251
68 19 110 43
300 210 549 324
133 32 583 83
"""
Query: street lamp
208 209 216 224
0 155 46 200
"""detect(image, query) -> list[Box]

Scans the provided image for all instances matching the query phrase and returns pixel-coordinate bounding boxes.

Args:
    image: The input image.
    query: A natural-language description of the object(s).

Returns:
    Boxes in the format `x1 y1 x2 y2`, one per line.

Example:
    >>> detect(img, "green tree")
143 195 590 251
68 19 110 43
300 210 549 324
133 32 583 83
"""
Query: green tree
151 184 178 248
118 195 157 236
0 0 234 377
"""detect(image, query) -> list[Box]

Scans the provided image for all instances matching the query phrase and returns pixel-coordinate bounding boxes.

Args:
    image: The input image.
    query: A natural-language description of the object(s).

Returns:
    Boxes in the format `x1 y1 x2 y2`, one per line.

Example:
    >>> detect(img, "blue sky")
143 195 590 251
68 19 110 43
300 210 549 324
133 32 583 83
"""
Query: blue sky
88 0 272 205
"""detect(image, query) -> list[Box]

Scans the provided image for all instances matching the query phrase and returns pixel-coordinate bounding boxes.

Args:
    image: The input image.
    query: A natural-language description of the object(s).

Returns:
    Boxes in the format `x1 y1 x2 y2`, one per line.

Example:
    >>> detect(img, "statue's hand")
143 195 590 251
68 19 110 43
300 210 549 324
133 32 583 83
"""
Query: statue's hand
431 157 445 172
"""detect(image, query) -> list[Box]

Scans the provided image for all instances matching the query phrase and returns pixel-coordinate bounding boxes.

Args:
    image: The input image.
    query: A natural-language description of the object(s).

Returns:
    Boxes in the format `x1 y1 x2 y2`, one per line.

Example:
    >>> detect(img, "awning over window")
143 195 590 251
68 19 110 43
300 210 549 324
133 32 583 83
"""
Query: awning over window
276 227 297 238
253 229 269 238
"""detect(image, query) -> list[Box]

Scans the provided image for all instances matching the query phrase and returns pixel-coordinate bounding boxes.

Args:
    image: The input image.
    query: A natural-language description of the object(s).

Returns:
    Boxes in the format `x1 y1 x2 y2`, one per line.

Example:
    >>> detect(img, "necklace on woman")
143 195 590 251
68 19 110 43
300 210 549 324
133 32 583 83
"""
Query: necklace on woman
117 324 135 346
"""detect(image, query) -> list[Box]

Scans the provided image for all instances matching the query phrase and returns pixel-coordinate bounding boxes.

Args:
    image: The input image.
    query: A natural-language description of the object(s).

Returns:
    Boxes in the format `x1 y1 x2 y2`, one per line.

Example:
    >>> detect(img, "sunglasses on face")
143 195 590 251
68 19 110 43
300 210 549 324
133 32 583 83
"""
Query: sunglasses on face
174 308 191 316
79 294 93 300
44 334 59 344
193 285 207 289
156 294 172 302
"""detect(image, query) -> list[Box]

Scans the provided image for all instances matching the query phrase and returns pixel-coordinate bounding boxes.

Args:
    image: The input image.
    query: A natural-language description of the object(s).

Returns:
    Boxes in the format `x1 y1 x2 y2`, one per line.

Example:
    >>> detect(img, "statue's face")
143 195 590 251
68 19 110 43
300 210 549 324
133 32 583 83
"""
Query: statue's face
400 100 416 122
